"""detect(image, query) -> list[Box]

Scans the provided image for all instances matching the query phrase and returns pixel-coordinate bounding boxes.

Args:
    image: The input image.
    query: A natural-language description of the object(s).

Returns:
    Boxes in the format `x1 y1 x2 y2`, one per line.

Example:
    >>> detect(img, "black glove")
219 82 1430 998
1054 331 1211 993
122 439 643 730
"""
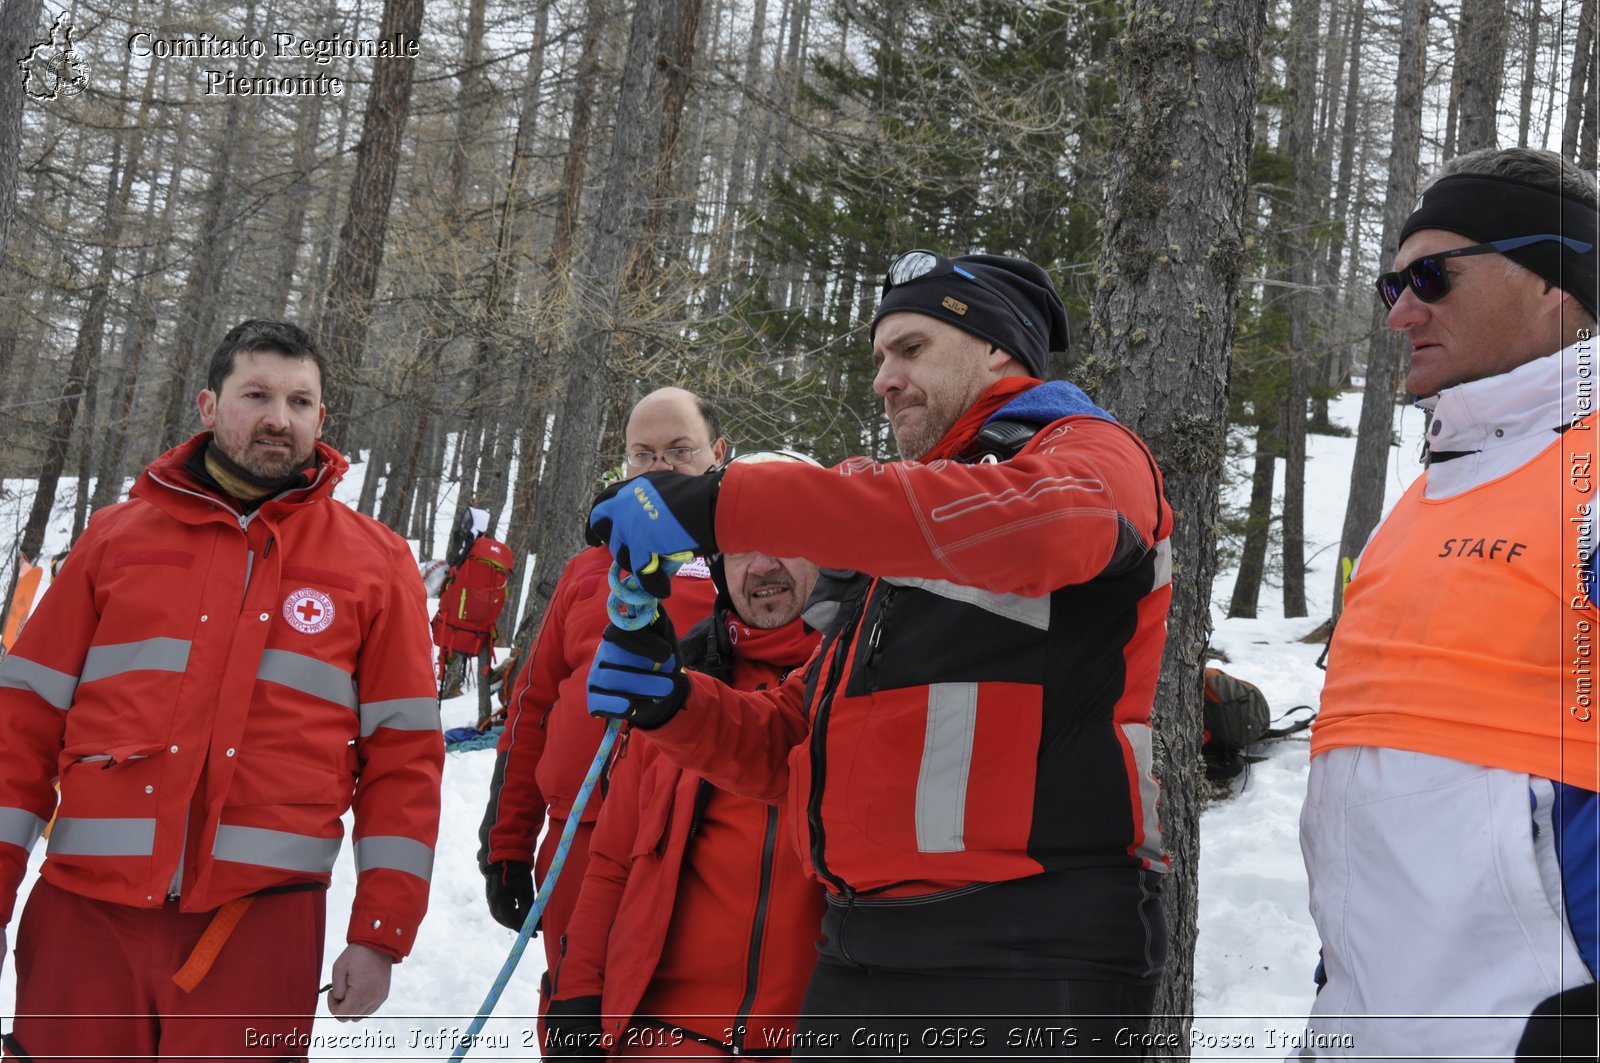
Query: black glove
586 469 722 598
1517 982 1599 1061
484 860 536 932
544 995 606 1060
586 609 689 729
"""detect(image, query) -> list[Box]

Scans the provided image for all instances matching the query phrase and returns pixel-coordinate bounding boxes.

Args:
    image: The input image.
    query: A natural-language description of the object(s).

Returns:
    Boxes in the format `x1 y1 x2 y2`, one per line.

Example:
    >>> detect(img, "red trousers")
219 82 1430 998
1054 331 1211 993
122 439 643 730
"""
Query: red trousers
5 878 325 1062
536 817 595 1007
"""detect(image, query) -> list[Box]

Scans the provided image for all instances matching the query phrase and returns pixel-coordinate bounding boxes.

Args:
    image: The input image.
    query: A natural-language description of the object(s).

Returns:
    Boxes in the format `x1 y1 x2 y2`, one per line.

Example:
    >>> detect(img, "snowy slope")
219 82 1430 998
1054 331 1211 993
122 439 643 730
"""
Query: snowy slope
0 391 1428 1059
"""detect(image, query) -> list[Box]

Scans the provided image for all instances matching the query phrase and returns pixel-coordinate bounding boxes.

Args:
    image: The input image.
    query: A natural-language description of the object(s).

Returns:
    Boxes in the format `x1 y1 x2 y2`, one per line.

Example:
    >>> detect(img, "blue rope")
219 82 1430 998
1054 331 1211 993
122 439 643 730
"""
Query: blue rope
451 559 684 1060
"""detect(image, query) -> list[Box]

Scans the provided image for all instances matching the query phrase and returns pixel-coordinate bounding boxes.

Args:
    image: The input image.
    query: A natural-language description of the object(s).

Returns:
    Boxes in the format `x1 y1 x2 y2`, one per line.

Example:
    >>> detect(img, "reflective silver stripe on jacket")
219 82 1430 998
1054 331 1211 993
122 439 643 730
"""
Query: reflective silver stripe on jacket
212 824 341 874
257 649 358 710
1119 722 1165 866
355 835 435 882
0 654 79 710
48 816 157 857
81 637 192 683
0 807 47 852
885 576 1051 631
915 682 978 853
358 697 441 737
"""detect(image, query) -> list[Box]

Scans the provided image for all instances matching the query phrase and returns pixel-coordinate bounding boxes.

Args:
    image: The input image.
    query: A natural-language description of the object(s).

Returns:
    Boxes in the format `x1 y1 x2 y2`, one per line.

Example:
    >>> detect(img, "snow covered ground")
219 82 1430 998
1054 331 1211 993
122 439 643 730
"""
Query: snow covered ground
0 391 1428 1059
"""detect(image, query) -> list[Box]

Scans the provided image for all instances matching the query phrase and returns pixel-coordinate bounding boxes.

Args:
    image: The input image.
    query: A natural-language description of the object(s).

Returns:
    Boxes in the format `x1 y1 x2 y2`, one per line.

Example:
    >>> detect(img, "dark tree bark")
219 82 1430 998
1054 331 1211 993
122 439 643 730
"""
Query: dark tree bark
1280 0 1320 620
318 0 426 449
1086 0 1267 1035
1228 417 1279 619
1457 0 1509 153
1566 0 1598 165
1334 0 1430 621
0 0 44 266
1518 0 1541 148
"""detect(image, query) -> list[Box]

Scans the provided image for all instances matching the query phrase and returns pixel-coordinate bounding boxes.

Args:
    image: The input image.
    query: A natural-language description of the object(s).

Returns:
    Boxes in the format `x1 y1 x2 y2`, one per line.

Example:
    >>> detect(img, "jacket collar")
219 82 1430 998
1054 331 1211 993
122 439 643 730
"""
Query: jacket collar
1419 341 1592 458
132 433 346 523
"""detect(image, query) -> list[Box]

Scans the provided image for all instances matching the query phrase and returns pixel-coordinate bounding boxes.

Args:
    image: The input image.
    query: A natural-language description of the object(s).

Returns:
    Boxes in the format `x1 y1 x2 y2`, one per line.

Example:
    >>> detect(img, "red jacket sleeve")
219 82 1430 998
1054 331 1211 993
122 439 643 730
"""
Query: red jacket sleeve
0 518 115 926
488 558 581 863
715 416 1169 597
346 530 445 960
643 666 812 803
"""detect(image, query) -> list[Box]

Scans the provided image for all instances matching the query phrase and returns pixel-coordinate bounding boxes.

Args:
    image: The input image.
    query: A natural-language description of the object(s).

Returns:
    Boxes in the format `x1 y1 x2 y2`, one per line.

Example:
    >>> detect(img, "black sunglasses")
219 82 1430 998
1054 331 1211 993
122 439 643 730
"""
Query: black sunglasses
884 249 1038 338
1376 233 1595 308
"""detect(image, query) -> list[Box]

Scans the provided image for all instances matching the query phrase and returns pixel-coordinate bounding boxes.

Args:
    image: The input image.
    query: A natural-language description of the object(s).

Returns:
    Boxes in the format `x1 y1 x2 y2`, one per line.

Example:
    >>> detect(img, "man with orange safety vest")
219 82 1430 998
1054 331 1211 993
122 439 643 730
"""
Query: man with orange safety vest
1297 147 1600 1060
0 319 443 1059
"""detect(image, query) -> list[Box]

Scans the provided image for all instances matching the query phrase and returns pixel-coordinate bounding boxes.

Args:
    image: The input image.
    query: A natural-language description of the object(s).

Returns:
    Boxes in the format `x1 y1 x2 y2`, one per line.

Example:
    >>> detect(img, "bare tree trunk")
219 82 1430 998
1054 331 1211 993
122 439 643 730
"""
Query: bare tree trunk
319 0 425 449
1086 0 1267 1036
1334 0 1430 621
1229 419 1279 619
1518 0 1542 147
1563 0 1596 160
0 0 43 265
1457 0 1509 153
1280 0 1320 620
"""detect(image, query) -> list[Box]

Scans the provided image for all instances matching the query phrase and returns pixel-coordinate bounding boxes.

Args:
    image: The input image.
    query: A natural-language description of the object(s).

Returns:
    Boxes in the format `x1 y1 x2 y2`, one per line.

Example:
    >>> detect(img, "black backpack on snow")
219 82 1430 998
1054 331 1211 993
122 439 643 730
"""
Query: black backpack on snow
1202 667 1314 781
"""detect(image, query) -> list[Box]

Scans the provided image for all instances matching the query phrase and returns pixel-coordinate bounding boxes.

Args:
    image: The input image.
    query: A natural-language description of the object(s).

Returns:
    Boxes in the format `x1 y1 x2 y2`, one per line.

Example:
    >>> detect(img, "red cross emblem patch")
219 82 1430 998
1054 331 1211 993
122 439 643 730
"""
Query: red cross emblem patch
282 587 335 634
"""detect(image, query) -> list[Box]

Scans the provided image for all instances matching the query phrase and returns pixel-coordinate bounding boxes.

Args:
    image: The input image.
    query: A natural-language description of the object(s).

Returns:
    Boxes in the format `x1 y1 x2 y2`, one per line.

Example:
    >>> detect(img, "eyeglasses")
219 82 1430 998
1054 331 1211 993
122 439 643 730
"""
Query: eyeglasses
884 249 1038 338
624 446 705 469
1376 233 1595 308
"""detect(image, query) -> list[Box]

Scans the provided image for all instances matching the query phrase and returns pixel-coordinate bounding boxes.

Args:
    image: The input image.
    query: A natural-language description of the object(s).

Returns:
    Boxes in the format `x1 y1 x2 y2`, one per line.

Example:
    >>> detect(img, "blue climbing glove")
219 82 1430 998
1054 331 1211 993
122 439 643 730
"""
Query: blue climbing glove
586 609 689 729
587 469 721 599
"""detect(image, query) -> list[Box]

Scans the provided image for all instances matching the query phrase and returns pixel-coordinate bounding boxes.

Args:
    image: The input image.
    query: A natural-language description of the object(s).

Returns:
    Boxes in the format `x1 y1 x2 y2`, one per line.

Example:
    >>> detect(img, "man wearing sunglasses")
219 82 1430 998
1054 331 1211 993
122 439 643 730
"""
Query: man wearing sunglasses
478 386 723 1025
583 252 1174 1055
1298 147 1599 1060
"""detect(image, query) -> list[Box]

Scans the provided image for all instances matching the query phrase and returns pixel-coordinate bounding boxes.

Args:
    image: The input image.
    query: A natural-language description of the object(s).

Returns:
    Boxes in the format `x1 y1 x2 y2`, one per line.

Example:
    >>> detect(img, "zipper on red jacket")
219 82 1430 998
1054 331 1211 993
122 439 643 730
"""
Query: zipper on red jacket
730 803 779 1055
805 596 868 897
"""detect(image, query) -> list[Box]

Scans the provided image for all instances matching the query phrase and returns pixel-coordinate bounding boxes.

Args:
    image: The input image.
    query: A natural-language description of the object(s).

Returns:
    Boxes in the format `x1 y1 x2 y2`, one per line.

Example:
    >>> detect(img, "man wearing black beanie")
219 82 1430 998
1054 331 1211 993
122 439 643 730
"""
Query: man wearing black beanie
1296 147 1600 1061
583 249 1175 1057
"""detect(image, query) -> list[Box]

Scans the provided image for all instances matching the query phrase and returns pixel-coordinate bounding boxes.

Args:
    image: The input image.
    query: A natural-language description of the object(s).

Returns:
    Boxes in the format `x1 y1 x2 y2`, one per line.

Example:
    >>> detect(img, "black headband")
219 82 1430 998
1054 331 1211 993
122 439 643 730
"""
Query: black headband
1400 173 1598 319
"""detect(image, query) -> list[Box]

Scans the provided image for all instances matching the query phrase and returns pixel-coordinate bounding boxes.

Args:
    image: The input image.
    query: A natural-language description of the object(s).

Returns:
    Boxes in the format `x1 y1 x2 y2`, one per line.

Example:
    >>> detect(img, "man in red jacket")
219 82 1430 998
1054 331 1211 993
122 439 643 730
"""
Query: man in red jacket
0 319 443 1059
478 387 723 1019
544 452 826 1061
586 252 1173 1057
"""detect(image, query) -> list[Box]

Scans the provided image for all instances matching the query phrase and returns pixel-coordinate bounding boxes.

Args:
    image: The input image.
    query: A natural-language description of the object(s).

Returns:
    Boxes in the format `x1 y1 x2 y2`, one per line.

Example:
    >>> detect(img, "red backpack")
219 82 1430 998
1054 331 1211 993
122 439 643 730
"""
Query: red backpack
431 536 515 660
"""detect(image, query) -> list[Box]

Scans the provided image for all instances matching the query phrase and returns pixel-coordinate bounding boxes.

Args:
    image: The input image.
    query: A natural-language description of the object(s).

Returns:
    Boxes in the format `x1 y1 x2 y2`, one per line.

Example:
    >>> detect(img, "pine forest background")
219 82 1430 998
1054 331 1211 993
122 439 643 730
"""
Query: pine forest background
0 0 1595 1044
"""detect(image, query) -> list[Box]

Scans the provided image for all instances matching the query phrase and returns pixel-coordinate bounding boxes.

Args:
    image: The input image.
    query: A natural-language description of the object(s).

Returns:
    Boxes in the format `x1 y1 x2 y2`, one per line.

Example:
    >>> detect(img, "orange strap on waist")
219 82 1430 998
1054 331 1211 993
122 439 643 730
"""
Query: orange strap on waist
171 897 254 993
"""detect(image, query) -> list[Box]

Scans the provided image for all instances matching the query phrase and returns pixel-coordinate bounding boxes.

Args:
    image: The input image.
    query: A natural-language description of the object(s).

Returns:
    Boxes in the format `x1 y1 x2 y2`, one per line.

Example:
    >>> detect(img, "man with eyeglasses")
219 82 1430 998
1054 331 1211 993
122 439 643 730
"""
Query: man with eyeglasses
478 386 724 1026
1296 147 1599 1061
582 253 1175 1056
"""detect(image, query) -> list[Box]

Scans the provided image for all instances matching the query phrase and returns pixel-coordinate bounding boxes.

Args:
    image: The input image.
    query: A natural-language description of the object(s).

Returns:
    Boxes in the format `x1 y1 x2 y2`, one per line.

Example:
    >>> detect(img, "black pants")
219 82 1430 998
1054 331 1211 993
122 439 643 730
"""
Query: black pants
792 961 1159 1061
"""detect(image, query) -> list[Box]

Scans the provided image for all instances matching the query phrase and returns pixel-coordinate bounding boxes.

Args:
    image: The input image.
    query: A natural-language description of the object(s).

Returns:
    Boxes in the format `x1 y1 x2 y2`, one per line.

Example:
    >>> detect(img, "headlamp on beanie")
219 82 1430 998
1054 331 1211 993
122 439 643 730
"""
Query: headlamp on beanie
871 249 1071 379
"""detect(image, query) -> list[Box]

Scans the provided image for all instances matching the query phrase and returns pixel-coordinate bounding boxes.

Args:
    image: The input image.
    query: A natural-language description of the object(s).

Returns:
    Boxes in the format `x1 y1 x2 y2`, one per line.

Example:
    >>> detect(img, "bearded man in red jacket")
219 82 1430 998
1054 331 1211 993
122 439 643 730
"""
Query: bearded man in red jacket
544 451 827 1061
585 252 1174 1057
0 319 443 1060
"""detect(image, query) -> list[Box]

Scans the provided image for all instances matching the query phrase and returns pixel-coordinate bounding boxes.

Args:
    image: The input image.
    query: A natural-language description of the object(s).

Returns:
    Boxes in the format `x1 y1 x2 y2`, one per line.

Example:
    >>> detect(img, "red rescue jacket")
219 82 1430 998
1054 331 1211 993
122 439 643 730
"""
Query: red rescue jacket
486 549 716 864
555 613 824 1056
0 435 443 958
645 379 1174 981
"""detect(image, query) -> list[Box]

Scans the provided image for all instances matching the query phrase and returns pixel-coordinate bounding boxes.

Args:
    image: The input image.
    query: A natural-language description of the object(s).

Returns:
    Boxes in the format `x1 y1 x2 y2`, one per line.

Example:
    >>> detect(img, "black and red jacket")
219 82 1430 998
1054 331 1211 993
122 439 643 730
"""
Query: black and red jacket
644 378 1173 982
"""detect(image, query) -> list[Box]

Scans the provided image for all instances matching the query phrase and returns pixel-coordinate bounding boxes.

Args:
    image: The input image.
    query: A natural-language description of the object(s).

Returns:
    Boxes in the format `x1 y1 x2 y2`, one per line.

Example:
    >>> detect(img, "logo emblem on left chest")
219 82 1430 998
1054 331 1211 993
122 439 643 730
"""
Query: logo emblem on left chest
283 587 335 634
